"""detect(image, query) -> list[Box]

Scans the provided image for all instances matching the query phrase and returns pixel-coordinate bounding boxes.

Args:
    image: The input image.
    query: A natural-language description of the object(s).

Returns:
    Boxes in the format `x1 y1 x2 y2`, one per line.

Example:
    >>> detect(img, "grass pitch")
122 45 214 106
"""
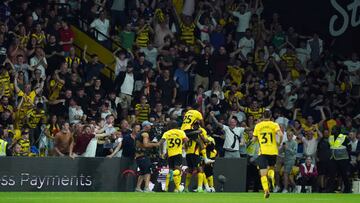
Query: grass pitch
0 192 359 203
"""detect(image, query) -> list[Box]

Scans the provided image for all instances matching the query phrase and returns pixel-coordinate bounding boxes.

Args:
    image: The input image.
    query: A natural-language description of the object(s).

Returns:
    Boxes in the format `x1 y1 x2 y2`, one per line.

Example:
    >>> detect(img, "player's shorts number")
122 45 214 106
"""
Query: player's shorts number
169 138 181 148
260 132 273 144
186 140 193 148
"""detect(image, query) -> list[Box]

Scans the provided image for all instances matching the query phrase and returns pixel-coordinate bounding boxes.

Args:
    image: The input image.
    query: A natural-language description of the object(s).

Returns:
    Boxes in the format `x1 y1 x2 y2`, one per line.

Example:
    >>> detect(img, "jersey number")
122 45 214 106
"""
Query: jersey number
169 138 181 148
260 133 273 144
183 115 192 124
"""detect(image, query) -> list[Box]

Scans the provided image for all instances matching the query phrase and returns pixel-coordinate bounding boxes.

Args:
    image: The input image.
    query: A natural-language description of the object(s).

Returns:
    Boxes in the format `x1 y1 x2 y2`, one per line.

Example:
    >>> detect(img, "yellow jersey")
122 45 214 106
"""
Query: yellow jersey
27 109 47 129
227 65 245 86
18 90 36 109
181 110 203 131
254 120 280 155
185 127 208 155
302 122 318 139
18 138 30 156
162 129 187 157
244 107 265 120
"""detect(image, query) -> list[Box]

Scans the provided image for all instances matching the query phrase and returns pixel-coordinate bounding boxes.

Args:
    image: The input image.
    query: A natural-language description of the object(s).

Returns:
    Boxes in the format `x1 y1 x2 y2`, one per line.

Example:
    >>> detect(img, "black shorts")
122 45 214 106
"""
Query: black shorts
204 164 214 177
184 129 200 140
317 160 331 175
168 154 183 169
186 154 201 169
136 156 152 175
256 155 277 170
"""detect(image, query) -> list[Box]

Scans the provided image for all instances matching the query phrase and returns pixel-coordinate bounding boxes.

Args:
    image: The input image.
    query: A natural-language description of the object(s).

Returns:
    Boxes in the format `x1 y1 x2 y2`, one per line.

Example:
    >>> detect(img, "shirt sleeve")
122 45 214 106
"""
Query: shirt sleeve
161 132 167 140
253 125 258 137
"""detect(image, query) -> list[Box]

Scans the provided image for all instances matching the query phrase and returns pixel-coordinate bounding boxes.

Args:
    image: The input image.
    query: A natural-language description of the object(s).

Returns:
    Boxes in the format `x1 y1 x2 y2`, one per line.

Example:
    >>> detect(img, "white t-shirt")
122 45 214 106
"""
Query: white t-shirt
232 11 252 32
120 73 134 95
90 18 110 41
238 37 254 58
140 47 158 69
344 60 360 85
114 58 128 76
296 48 310 66
222 125 245 151
68 106 84 124
301 137 318 157
30 56 47 78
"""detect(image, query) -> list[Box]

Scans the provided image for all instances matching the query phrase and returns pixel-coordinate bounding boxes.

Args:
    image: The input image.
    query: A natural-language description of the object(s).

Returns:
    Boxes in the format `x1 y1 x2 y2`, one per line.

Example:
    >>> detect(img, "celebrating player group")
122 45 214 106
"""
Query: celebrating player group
139 107 282 198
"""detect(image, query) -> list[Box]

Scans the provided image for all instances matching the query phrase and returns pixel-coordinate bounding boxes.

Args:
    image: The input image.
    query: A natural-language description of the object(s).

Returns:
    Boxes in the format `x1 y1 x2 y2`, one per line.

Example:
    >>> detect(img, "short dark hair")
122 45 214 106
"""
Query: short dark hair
166 121 178 130
263 109 272 119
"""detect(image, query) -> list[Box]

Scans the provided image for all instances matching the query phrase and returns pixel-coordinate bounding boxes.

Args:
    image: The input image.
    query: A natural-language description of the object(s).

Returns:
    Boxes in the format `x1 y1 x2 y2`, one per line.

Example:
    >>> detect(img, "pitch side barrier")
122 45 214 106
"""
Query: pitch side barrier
0 157 246 192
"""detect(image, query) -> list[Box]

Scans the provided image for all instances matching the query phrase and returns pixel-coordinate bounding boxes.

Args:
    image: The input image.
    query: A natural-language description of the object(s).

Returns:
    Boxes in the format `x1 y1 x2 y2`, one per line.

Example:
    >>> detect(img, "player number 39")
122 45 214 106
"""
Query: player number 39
168 138 181 148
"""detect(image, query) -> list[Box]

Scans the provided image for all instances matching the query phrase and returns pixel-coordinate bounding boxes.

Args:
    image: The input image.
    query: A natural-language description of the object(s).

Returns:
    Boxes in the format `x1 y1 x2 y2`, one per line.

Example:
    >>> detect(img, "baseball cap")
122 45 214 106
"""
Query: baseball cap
141 121 153 127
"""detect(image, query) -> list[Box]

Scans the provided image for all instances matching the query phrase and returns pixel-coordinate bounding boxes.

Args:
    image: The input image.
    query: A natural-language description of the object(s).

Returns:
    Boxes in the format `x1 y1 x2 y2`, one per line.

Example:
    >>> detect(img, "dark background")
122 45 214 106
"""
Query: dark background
262 0 360 56
0 157 247 192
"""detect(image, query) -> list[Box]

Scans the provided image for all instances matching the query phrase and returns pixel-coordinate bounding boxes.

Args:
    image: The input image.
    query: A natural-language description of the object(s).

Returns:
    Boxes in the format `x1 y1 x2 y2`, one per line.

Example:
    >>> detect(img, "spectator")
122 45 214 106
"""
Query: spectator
231 3 255 41
349 130 360 178
338 53 360 97
90 11 110 48
18 128 31 157
280 130 298 193
298 156 318 193
193 46 213 91
59 21 74 56
210 111 245 158
110 0 126 29
156 69 177 108
0 129 10 156
135 95 150 123
119 24 136 50
238 29 255 60
115 63 135 118
54 122 74 157
30 47 47 79
174 59 191 106
306 33 323 64
68 99 85 125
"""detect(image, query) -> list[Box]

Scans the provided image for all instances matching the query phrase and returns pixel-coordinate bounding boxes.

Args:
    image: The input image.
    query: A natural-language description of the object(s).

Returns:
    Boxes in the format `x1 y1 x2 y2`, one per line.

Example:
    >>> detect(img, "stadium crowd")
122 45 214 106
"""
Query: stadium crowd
0 0 359 194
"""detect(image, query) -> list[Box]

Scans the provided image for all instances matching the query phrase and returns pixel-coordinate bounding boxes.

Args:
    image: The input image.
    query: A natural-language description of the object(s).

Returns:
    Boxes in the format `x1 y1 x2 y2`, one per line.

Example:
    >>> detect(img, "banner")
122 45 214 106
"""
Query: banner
263 0 360 55
0 157 247 192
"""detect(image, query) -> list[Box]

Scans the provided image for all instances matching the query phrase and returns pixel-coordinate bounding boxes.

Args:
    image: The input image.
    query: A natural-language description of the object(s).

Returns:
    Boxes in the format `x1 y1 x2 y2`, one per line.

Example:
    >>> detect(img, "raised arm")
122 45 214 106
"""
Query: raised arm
14 72 20 93
142 133 160 148
107 140 122 158
83 44 88 63
34 79 44 95
209 111 224 129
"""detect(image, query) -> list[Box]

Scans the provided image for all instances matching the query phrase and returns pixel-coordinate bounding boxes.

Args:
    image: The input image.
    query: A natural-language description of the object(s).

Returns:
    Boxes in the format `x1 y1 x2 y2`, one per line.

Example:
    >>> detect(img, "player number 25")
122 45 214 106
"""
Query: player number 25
183 115 192 124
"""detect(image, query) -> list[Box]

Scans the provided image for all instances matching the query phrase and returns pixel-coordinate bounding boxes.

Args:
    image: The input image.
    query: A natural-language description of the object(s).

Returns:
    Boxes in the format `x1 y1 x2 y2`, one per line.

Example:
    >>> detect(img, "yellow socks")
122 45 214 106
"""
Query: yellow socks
173 169 181 191
261 176 269 192
185 173 192 190
197 172 204 189
207 176 214 187
267 169 275 188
